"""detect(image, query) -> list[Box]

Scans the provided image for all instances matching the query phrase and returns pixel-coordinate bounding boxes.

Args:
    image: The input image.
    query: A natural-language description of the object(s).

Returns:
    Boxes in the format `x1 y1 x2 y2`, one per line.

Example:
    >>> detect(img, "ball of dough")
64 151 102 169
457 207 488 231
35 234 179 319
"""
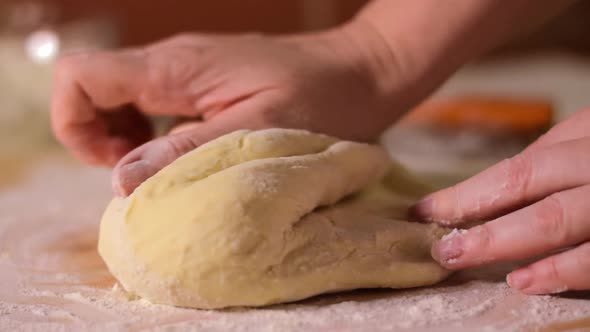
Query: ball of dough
98 129 450 309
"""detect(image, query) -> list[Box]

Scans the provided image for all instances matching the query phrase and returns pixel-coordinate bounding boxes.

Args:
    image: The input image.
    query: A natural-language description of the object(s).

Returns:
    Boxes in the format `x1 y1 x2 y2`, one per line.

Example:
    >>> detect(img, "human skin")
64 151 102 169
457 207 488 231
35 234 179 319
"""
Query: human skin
51 0 578 294
412 108 590 295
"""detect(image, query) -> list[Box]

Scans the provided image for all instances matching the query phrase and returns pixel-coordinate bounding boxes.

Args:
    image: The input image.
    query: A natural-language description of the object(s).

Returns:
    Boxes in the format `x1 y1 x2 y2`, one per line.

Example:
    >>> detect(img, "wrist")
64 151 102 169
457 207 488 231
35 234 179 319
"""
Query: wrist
348 0 576 107
282 23 416 120
326 18 446 119
336 20 416 102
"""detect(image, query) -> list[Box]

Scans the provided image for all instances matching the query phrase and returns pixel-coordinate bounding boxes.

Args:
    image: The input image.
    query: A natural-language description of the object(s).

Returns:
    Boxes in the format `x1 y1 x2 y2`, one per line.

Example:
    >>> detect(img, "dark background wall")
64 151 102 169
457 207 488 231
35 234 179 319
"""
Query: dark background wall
12 0 590 54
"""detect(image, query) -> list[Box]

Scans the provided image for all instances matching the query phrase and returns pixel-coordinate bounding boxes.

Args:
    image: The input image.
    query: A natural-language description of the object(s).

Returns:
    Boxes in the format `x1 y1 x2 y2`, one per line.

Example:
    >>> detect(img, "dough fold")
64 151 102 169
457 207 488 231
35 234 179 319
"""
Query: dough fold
99 129 450 309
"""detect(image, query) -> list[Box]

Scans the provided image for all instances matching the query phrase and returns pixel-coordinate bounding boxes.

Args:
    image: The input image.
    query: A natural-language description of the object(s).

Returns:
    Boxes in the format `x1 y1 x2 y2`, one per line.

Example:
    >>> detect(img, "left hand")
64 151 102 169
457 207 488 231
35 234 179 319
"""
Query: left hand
50 25 419 196
412 108 590 295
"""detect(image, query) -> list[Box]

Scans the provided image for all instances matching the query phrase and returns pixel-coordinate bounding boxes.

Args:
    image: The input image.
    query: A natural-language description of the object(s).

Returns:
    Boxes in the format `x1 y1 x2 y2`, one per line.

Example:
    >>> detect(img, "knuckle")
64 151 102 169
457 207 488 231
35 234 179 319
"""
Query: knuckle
52 124 69 142
145 49 197 92
55 56 78 80
502 154 534 201
472 224 496 259
450 185 466 221
536 194 568 245
50 111 75 143
546 256 566 285
255 94 295 127
55 52 92 79
259 103 284 127
165 135 197 160
428 184 467 223
575 243 590 269
165 139 188 160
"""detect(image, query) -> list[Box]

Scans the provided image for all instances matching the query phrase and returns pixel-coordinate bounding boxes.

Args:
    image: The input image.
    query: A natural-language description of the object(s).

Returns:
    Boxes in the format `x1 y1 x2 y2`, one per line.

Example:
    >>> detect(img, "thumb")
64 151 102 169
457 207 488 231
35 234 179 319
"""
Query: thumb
112 98 273 196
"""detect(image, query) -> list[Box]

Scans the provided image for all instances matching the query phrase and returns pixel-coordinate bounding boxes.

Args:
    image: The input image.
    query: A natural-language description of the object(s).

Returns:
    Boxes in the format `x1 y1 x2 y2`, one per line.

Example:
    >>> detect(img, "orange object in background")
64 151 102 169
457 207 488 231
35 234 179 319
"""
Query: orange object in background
402 97 554 136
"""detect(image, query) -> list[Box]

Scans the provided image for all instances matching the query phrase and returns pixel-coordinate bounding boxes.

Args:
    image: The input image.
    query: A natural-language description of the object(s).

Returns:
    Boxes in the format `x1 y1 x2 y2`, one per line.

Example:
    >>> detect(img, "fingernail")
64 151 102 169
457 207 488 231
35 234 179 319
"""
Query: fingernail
410 197 434 221
431 235 464 265
113 160 153 197
507 270 532 290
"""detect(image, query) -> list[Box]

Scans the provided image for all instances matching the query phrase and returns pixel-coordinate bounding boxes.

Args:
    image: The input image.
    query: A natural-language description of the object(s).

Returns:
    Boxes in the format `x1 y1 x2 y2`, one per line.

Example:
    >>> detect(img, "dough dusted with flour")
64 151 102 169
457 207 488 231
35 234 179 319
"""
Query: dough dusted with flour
98 129 450 309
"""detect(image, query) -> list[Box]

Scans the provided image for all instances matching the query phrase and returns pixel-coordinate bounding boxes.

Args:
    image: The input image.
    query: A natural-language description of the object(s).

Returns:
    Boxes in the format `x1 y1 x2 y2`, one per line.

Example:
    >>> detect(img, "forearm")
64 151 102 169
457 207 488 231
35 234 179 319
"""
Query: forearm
342 0 575 114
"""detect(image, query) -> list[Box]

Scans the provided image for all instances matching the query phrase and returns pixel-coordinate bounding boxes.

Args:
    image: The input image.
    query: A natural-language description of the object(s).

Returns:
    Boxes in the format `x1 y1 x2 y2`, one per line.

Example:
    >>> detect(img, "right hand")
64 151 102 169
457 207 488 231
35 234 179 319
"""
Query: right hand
51 22 431 196
413 108 590 294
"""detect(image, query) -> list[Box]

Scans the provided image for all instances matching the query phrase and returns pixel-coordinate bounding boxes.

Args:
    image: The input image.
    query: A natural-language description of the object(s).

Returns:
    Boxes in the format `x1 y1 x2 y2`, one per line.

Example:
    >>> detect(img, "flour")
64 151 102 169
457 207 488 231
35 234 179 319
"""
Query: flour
2 157 590 332
392 285 501 329
442 228 468 241
46 309 77 321
503 295 590 332
30 307 47 317
7 273 579 332
63 292 87 302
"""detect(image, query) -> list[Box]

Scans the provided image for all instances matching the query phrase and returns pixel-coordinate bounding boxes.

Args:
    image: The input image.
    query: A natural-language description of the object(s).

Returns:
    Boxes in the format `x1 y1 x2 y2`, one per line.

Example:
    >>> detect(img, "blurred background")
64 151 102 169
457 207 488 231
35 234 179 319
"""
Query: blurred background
2 0 590 180
35 0 590 51
14 0 590 51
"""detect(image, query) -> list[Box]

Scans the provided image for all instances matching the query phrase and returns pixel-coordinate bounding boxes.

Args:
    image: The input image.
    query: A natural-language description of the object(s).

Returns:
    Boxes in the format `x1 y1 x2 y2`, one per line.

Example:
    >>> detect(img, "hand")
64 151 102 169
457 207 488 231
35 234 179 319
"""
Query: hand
412 108 590 294
51 22 424 196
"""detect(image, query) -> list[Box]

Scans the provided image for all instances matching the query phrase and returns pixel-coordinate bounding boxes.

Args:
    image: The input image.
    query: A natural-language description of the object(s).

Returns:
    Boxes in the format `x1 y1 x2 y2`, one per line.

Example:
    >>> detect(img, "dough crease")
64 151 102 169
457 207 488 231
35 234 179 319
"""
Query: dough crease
98 129 450 309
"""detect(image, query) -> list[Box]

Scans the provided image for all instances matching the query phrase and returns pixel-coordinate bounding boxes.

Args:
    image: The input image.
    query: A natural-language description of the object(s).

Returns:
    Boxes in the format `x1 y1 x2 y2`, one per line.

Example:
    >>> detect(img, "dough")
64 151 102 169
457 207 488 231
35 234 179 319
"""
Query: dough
98 129 450 309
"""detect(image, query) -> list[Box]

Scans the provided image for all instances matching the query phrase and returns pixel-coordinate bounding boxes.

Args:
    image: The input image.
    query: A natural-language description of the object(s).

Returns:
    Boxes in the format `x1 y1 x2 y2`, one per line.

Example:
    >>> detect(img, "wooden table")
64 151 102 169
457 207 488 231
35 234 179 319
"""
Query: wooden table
0 152 588 332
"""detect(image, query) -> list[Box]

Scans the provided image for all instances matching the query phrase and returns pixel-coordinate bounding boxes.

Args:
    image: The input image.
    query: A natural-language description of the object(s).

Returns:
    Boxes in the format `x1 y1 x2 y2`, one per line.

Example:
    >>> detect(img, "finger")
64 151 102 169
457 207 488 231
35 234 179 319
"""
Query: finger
112 94 278 196
51 51 150 165
168 120 203 135
97 105 154 158
507 241 590 294
411 137 590 225
526 107 590 152
431 184 590 269
145 33 230 51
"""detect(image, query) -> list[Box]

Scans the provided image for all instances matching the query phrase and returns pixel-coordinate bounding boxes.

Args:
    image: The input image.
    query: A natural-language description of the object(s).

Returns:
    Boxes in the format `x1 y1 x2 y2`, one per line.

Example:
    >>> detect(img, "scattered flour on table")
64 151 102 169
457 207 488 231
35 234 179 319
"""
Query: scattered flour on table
518 295 589 329
396 293 496 328
2 161 590 332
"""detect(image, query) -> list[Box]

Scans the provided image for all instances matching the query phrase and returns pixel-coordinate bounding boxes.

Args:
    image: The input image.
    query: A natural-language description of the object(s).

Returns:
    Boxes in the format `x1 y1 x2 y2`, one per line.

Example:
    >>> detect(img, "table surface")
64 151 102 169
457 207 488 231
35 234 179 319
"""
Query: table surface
2 53 590 331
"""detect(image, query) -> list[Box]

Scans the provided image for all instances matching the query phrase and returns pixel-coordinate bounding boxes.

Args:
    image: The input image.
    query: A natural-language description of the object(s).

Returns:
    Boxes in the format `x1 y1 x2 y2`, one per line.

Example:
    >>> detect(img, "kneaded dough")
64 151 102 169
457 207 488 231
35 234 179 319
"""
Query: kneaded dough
98 129 450 309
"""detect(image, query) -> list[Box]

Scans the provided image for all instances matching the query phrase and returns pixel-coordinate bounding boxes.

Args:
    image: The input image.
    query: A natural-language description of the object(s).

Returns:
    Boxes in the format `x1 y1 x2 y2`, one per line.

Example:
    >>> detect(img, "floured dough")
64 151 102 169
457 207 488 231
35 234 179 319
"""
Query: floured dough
98 129 450 309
